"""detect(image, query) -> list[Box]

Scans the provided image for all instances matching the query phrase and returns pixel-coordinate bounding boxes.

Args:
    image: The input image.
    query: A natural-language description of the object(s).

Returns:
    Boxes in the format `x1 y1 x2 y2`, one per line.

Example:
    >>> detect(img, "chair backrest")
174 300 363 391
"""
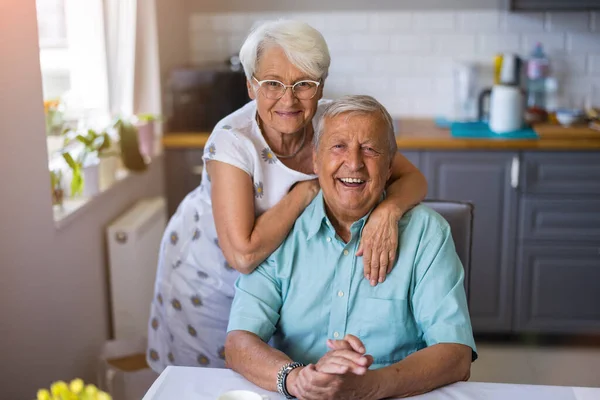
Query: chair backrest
422 200 474 301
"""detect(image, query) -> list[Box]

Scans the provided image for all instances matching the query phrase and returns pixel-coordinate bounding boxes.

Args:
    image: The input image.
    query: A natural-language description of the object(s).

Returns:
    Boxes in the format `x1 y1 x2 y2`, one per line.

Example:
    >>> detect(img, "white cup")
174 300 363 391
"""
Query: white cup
217 390 268 400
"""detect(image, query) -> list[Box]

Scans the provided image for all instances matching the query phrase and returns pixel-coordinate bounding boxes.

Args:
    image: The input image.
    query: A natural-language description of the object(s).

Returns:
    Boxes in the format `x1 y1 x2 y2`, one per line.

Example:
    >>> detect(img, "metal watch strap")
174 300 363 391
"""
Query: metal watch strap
276 362 304 399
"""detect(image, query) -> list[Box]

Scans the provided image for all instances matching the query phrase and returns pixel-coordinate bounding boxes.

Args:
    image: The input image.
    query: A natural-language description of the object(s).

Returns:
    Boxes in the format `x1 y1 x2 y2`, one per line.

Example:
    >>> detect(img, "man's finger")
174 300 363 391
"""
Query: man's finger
316 361 349 375
318 356 367 375
326 349 369 366
342 334 366 353
326 339 352 351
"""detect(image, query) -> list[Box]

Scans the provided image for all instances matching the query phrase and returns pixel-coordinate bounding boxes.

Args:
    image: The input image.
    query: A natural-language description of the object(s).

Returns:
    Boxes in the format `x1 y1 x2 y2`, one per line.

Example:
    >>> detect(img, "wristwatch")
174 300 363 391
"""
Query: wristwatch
276 362 304 399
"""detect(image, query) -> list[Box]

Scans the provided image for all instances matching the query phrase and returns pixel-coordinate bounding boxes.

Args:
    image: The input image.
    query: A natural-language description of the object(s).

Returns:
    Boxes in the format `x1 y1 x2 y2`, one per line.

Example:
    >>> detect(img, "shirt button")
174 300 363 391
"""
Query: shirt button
337 291 344 297
326 237 331 242
343 250 349 256
333 331 340 338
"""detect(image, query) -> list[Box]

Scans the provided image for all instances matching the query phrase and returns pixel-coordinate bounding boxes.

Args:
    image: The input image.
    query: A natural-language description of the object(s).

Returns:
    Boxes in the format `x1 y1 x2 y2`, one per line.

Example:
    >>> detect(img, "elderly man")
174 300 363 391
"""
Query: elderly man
225 95 477 400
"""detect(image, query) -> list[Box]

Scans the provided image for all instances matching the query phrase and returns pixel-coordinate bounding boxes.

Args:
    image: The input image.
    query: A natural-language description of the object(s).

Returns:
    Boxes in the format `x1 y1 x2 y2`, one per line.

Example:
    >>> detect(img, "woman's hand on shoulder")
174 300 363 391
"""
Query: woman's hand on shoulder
356 203 404 286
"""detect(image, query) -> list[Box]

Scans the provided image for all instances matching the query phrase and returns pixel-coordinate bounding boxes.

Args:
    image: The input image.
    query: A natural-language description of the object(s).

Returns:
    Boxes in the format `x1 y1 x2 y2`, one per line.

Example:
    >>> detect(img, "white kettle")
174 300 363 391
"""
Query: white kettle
489 85 524 133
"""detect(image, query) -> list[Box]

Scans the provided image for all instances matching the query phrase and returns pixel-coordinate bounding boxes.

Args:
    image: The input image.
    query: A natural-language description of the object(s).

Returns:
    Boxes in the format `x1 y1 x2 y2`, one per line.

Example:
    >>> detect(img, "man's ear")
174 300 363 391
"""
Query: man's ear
246 79 256 100
312 149 319 175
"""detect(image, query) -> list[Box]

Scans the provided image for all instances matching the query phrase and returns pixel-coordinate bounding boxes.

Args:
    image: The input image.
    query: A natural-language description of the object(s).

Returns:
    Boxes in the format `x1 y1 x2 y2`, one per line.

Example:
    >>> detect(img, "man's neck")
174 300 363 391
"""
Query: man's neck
324 204 366 243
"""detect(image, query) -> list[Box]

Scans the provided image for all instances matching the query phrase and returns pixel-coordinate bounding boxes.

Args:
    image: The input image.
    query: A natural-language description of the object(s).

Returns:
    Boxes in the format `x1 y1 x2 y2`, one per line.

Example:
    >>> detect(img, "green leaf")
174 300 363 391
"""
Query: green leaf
62 152 79 170
76 134 93 147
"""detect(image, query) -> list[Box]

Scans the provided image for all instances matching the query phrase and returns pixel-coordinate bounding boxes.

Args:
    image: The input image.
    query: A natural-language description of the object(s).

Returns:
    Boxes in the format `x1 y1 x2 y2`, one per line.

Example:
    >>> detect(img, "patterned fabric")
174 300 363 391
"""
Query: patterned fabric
147 100 329 373
228 192 477 368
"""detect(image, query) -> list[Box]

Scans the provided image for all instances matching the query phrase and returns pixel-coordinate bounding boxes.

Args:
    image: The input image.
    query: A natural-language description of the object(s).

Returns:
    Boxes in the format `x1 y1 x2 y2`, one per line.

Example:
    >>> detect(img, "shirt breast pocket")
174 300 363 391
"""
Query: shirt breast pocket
355 297 418 365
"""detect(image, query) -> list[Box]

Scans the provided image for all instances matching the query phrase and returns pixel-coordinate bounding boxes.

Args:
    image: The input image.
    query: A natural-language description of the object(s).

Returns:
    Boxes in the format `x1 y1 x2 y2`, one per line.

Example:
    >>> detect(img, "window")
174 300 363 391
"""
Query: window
36 0 110 132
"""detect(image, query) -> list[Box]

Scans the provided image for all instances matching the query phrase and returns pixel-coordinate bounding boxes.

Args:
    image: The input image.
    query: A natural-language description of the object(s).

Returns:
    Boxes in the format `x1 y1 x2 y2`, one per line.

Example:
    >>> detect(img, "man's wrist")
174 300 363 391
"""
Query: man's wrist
367 367 393 399
285 367 303 398
276 362 304 398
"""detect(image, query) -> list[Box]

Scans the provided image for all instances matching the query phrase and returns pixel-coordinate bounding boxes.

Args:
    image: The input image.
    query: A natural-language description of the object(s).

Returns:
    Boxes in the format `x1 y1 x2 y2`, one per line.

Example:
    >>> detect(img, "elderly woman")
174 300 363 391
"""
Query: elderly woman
147 20 427 372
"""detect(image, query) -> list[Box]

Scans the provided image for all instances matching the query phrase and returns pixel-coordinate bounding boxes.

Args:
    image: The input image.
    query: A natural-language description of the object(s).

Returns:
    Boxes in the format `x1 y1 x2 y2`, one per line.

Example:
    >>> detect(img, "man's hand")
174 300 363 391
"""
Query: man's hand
287 335 377 400
288 364 377 400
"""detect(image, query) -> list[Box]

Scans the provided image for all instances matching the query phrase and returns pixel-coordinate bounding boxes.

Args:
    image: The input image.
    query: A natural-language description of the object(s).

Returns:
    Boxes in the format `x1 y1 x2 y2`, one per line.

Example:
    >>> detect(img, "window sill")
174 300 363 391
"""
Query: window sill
52 149 163 230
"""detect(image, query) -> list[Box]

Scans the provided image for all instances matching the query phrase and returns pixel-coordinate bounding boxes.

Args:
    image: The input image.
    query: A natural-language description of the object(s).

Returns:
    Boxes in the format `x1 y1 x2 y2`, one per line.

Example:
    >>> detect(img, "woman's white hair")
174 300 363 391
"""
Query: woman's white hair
239 20 331 82
314 95 398 157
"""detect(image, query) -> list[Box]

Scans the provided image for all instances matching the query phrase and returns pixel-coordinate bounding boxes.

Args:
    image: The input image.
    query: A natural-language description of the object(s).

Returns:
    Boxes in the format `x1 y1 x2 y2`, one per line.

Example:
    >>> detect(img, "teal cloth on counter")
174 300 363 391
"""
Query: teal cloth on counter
450 121 539 139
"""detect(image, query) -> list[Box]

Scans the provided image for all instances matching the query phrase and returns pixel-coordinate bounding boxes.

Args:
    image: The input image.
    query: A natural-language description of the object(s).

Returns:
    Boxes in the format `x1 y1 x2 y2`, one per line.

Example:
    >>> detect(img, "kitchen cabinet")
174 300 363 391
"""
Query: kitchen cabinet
165 148 204 216
509 0 600 11
422 152 519 333
514 152 600 333
400 151 422 172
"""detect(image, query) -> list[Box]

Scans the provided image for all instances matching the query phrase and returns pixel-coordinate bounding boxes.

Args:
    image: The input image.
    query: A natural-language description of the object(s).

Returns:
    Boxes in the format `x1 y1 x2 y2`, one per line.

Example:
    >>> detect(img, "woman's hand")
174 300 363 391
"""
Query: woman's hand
292 179 320 206
356 203 403 286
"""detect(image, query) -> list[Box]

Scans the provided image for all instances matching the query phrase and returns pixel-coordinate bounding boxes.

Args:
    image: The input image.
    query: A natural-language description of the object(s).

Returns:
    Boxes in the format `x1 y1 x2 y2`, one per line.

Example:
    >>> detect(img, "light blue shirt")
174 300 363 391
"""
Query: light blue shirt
228 191 477 368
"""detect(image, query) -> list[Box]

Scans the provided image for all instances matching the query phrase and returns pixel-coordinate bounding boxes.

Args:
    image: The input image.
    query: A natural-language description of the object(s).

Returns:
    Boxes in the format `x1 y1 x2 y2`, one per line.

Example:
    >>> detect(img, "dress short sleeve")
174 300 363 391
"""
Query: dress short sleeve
202 127 254 176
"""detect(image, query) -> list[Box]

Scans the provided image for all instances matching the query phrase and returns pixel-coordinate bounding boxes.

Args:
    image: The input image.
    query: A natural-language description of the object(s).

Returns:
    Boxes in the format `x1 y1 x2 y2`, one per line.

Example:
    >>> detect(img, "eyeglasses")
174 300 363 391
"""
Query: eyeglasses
252 76 321 100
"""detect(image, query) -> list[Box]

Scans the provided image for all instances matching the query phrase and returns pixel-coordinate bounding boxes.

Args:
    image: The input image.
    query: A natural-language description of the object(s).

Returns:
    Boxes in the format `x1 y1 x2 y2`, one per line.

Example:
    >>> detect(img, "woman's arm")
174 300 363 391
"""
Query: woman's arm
207 160 319 274
357 152 428 285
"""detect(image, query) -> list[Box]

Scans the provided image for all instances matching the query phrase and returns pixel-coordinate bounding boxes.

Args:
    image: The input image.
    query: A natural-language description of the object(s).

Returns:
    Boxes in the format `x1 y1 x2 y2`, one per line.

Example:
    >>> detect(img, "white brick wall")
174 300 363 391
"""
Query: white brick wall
189 10 600 117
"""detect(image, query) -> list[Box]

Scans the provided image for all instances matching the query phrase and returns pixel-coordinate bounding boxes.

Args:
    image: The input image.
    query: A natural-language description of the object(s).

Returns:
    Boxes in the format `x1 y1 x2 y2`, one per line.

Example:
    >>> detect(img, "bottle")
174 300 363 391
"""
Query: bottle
525 42 550 123
544 77 559 124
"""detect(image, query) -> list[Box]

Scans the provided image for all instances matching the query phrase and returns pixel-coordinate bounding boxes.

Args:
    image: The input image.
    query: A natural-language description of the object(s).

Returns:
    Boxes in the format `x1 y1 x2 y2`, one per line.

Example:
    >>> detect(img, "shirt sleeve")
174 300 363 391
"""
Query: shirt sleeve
202 127 254 176
227 259 282 342
411 220 478 361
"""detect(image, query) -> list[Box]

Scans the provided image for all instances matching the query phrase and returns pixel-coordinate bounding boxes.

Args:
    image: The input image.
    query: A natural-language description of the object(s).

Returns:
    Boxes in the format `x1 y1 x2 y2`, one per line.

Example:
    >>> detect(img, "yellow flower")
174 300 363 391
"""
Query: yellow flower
50 381 69 398
36 389 51 400
97 391 112 400
83 384 98 399
69 378 84 394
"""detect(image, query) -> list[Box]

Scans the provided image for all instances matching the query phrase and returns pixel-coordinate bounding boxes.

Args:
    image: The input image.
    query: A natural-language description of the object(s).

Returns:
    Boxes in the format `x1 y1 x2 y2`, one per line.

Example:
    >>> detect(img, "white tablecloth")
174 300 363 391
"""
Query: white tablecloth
142 366 600 400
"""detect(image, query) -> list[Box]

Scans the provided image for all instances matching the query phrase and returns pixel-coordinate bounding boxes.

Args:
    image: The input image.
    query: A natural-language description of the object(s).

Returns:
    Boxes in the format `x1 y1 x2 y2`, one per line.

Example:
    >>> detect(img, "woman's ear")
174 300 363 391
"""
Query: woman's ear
246 79 256 100
317 80 325 100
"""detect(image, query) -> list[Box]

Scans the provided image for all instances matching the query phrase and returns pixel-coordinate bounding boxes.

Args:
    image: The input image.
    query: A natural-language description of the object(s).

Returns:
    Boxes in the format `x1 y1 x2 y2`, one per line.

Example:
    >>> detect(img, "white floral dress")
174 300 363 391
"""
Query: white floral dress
147 100 328 372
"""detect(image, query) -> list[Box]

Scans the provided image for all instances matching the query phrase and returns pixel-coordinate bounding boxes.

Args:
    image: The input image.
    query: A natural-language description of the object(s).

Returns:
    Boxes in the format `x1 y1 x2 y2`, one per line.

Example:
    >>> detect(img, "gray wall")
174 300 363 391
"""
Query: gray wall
188 0 504 12
0 1 165 398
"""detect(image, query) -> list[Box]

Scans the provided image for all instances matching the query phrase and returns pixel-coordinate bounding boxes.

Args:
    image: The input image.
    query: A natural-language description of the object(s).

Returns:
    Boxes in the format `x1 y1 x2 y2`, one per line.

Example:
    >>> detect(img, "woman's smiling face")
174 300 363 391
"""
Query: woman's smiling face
247 46 323 135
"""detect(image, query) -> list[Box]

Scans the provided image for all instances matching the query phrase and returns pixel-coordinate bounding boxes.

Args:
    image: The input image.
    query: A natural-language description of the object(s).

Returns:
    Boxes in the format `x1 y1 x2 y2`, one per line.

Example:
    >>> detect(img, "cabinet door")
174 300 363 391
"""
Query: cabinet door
515 245 600 333
423 152 519 333
165 149 204 217
510 0 600 10
399 151 421 170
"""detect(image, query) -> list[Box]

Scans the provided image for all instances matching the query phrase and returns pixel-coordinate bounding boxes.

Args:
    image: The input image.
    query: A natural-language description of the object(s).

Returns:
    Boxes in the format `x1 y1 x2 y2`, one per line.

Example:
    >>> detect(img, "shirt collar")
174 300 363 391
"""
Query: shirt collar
306 190 385 241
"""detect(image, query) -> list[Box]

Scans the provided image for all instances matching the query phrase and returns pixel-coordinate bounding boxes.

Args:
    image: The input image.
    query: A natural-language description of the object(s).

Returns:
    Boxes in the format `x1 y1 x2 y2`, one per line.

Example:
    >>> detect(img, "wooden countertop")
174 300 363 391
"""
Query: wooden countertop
162 119 600 150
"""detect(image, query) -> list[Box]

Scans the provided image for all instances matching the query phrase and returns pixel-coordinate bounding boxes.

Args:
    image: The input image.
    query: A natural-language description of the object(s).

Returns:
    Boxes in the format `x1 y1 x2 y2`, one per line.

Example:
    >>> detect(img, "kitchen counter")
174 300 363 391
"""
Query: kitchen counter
162 119 600 150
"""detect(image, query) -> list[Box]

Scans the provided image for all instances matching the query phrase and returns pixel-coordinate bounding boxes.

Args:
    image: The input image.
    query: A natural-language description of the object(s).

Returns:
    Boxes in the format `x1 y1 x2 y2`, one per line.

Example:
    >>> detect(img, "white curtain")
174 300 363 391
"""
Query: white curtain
104 0 137 118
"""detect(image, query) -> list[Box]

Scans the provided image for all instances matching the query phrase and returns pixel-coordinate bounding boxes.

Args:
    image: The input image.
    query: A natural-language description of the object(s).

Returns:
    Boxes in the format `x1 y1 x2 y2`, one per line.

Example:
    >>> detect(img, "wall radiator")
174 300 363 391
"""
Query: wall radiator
106 197 167 340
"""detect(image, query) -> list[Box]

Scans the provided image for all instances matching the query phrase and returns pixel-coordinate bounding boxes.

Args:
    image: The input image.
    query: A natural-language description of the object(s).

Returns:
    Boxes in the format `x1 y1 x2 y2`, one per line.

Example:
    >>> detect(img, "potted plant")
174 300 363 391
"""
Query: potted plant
135 113 161 160
43 98 65 136
114 118 147 172
62 129 113 197
50 169 64 207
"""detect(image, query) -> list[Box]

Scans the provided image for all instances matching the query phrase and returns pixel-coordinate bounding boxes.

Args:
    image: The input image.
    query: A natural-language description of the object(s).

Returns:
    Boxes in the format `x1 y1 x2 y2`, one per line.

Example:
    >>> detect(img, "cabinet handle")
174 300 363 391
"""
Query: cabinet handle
510 156 520 189
191 165 204 176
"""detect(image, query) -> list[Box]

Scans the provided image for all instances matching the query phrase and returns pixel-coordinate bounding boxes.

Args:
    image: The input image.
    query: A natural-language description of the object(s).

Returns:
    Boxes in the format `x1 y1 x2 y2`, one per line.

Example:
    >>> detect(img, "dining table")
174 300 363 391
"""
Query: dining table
142 366 600 400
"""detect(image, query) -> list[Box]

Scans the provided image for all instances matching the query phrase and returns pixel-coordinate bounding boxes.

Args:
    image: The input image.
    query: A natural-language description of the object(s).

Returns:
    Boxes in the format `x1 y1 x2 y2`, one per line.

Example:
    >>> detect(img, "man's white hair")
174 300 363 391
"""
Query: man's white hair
239 20 331 82
314 95 398 157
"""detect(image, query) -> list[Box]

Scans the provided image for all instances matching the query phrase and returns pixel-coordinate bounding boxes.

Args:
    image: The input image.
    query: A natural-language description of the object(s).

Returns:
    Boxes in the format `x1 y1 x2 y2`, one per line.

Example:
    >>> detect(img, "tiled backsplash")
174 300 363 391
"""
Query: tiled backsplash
190 10 600 117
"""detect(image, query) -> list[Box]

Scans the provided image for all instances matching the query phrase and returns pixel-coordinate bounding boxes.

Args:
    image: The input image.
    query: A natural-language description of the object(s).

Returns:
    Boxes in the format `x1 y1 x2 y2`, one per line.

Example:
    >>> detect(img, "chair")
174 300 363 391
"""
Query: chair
422 200 474 302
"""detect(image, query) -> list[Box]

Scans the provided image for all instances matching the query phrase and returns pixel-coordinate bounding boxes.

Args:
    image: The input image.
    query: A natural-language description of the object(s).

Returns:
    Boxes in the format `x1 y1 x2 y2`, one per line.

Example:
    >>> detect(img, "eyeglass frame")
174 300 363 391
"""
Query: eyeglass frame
252 76 322 100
